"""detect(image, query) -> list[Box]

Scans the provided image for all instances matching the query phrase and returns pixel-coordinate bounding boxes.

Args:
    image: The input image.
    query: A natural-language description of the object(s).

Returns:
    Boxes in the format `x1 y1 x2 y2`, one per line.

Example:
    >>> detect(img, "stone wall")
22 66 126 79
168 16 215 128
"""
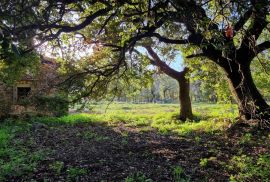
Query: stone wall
0 84 13 118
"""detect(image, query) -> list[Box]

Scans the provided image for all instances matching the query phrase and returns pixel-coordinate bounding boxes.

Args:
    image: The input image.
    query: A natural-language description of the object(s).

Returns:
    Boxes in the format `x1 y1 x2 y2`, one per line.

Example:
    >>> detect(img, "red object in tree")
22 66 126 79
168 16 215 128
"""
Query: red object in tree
225 25 234 39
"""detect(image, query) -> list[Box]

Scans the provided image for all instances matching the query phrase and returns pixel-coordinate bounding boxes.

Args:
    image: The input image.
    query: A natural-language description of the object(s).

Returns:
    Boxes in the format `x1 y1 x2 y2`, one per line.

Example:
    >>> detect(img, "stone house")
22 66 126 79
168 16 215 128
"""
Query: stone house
0 56 65 117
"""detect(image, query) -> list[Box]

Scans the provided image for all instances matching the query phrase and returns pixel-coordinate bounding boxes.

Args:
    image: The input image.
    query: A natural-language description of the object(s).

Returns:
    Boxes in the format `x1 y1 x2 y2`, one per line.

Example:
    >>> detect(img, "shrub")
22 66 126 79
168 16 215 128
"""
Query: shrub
0 100 11 119
125 172 152 182
34 95 68 117
49 161 64 175
67 167 87 180
228 154 270 181
172 166 190 182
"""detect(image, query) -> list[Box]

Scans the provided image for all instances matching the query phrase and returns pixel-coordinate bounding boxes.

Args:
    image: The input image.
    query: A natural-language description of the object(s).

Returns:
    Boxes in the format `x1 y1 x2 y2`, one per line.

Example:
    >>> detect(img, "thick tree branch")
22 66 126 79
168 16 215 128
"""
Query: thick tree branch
144 45 182 80
237 1 269 63
256 41 270 54
150 33 189 44
170 0 218 33
234 8 253 32
241 1 269 43
126 15 168 50
186 53 205 59
15 7 112 38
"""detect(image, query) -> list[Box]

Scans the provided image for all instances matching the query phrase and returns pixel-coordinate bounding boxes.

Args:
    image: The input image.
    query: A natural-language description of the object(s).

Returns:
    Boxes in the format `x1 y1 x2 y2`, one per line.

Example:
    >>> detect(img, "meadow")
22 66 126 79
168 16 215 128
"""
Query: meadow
0 103 269 181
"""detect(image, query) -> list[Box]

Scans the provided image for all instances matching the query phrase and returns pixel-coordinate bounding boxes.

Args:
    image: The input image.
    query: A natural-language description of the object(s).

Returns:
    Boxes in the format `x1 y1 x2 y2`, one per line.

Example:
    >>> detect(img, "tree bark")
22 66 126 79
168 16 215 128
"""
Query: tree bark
144 46 193 120
178 70 193 120
223 60 270 120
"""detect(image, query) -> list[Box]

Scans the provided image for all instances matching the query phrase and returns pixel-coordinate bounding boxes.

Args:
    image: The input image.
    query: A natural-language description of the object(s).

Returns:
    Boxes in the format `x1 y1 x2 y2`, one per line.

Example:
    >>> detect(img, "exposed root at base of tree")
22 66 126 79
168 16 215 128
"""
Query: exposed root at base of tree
229 117 270 133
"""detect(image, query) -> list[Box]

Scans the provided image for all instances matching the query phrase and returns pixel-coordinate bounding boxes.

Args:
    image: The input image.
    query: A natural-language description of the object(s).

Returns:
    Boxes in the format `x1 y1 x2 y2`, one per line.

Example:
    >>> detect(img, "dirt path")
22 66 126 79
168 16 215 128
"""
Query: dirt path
9 122 269 182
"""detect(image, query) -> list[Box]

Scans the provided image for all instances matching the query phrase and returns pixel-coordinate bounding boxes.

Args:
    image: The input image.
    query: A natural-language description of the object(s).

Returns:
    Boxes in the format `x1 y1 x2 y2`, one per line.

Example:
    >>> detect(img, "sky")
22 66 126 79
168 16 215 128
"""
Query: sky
140 46 185 72
38 37 185 73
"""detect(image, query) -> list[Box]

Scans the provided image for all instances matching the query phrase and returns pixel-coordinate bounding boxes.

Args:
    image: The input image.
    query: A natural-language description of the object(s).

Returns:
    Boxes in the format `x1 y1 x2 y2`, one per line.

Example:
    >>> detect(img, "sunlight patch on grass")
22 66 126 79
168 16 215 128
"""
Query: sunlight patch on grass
59 113 104 123
151 117 230 135
30 113 105 125
29 103 236 136
193 103 237 119
34 111 231 136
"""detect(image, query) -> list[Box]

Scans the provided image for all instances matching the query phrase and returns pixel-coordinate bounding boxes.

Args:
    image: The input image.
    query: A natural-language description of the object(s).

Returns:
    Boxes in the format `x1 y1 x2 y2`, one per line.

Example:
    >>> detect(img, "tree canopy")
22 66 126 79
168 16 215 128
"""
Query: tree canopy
1 0 270 124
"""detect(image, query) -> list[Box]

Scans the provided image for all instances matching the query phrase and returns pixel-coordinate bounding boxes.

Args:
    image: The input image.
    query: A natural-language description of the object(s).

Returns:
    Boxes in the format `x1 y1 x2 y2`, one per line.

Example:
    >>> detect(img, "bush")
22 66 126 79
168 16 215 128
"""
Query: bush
228 154 270 181
0 101 11 119
0 91 12 119
34 95 68 117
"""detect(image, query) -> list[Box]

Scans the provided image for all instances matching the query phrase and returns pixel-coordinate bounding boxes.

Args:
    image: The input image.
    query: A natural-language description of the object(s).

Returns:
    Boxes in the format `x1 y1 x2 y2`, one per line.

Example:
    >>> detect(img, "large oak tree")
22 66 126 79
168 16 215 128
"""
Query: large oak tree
1 0 270 125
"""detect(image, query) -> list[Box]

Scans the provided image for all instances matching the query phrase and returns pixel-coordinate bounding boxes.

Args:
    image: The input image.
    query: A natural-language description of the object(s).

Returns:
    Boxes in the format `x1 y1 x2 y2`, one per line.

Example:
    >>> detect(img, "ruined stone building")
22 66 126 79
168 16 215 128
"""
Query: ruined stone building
0 56 65 117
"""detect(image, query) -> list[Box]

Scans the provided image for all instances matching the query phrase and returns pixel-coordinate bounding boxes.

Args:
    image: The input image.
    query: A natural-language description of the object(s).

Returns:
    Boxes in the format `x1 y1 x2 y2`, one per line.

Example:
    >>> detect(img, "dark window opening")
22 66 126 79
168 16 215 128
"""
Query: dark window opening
17 87 31 102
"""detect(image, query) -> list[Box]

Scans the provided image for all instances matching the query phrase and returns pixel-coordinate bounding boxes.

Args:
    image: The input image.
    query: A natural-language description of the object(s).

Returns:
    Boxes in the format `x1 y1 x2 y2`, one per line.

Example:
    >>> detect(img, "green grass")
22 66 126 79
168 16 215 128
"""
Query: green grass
82 102 237 118
67 166 88 180
0 103 268 181
228 154 270 181
32 113 228 135
0 119 50 180
67 102 237 135
28 102 238 135
84 102 179 115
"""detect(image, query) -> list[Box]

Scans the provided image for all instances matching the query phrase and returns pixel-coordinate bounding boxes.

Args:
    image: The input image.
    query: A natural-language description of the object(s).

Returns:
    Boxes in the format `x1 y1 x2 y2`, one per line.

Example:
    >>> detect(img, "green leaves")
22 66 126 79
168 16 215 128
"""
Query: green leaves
0 52 39 85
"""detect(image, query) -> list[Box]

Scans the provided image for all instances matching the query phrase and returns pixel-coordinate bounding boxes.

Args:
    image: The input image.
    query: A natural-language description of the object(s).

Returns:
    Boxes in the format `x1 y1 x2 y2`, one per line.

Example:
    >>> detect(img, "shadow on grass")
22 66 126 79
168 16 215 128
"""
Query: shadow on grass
1 116 269 182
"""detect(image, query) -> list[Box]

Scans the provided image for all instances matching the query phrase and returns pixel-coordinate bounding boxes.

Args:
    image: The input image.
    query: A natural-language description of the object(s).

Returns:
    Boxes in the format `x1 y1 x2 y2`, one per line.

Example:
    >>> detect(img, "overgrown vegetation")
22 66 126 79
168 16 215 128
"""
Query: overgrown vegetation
0 103 269 181
0 0 269 181
228 154 270 181
0 120 50 181
34 94 69 117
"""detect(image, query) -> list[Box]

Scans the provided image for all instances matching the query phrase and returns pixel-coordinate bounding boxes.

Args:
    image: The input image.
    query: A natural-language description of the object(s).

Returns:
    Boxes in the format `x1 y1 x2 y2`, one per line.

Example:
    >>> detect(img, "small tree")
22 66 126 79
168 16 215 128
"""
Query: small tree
143 46 192 120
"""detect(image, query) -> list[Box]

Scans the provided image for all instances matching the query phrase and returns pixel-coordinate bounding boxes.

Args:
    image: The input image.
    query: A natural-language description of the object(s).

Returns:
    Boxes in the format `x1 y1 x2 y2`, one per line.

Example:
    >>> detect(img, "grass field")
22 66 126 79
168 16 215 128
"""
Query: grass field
84 102 237 118
0 103 269 181
70 102 238 135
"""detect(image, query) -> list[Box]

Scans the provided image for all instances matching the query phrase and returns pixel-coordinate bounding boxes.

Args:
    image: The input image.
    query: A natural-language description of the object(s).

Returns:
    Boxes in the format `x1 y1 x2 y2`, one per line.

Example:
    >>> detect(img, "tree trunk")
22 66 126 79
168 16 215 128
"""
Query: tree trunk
144 46 193 120
224 61 270 120
178 71 193 121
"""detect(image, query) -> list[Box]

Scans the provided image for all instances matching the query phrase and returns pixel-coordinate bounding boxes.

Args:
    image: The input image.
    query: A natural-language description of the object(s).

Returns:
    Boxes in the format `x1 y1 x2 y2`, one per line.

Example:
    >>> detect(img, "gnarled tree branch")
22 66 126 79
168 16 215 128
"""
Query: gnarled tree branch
144 45 182 80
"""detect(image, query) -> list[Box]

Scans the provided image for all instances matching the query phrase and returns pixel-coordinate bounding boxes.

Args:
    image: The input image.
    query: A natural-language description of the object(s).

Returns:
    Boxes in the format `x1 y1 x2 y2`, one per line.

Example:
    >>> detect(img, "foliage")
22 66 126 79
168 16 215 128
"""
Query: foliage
172 166 190 182
33 103 236 135
0 119 49 181
49 161 64 175
67 167 87 180
251 57 270 100
58 45 154 102
34 94 69 117
0 52 40 85
199 158 208 168
181 50 232 103
228 155 270 182
116 74 179 103
0 98 12 119
1 0 270 120
125 172 152 182
2 2 270 98
239 133 252 145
